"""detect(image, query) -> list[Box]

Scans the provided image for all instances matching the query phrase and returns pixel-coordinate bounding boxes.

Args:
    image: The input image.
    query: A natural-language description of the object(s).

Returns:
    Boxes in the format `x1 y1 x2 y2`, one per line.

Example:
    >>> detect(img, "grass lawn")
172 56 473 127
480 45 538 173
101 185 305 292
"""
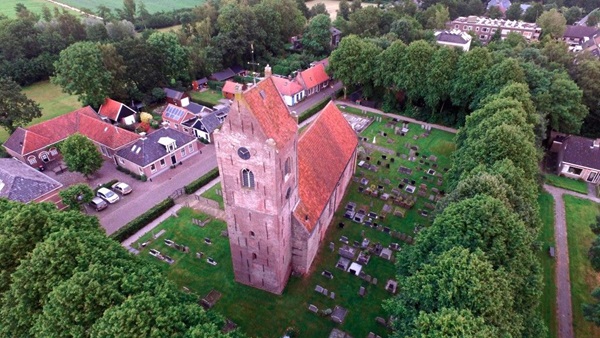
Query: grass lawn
134 116 456 337
545 174 589 194
0 0 77 18
564 195 600 338
538 192 557 338
200 182 224 209
0 81 80 142
57 0 205 13
189 90 223 107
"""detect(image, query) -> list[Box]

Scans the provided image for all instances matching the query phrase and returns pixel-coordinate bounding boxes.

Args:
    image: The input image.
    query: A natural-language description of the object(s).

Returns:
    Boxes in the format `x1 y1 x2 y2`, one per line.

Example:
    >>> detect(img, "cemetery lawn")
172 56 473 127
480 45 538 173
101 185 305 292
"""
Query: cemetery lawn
134 116 456 337
0 81 80 142
190 90 222 107
545 174 588 194
538 192 557 338
564 195 600 338
200 183 223 209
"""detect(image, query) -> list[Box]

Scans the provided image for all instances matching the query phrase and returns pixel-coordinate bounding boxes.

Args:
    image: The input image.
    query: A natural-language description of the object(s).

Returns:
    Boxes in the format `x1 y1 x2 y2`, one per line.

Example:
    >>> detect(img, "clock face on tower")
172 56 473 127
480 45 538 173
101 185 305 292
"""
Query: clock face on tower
237 147 251 160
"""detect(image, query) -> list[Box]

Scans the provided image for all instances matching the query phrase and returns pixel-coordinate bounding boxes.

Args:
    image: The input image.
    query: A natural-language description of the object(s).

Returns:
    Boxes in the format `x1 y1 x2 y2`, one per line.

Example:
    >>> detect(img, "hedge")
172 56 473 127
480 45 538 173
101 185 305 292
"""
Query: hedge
94 179 119 194
116 165 147 182
184 168 220 194
110 197 175 243
299 97 331 124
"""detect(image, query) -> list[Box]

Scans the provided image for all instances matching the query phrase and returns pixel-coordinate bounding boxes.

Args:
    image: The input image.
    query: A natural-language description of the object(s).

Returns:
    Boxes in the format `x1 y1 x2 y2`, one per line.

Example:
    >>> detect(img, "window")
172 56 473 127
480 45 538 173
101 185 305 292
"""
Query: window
588 172 598 182
181 148 186 156
567 166 583 175
480 35 487 40
252 253 257 260
174 124 178 129
482 27 489 32
183 127 189 133
27 155 37 165
491 28 497 33
463 25 467 30
241 169 255 189
150 163 156 172
475 27 480 31
250 231 255 237
188 144 194 152
160 158 166 167
49 147 58 156
39 151 49 162
454 24 459 29
284 157 291 178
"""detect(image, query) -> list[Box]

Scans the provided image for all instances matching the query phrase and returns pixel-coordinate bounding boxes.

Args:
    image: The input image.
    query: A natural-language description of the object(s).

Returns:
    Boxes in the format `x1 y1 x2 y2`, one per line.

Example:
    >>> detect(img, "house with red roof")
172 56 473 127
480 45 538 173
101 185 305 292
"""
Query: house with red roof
214 77 357 294
295 63 330 97
3 107 140 167
222 80 241 100
98 98 138 125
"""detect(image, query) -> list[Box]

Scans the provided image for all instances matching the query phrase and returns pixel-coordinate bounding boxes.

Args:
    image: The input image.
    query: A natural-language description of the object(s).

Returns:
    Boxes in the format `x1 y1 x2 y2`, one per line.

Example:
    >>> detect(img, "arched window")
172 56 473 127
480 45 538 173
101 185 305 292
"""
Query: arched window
252 253 257 260
241 168 255 189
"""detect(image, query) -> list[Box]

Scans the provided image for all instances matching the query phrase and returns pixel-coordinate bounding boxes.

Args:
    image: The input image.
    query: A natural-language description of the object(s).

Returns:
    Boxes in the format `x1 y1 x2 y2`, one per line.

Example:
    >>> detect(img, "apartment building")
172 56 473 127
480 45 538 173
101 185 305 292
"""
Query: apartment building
446 16 542 43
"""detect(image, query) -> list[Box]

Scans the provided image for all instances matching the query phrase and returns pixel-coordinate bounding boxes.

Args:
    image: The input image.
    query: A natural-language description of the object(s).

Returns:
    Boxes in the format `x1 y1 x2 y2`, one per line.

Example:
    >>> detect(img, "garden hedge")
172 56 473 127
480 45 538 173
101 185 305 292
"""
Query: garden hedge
110 197 175 243
184 168 220 194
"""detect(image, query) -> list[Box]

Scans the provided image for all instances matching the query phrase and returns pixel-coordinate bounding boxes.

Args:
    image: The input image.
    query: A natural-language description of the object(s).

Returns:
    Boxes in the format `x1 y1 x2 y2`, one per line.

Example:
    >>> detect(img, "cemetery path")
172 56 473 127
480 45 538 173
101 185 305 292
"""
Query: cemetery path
544 184 600 338
334 100 458 134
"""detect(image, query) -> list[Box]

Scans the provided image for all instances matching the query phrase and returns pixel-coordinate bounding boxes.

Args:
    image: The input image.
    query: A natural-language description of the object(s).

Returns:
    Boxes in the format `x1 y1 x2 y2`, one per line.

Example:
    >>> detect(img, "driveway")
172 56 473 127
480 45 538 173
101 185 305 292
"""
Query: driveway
91 145 217 235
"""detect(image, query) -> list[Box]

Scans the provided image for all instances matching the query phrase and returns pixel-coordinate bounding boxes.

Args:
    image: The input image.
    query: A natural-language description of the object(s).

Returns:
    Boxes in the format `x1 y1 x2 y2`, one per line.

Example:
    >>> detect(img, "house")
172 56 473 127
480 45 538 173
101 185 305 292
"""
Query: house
191 77 208 91
447 16 542 43
330 27 342 48
210 68 236 82
3 107 140 167
98 98 137 125
115 128 200 179
185 102 213 117
163 88 190 107
182 111 221 143
161 104 196 133
582 35 600 57
296 63 330 97
487 0 511 13
434 29 473 51
552 134 600 184
562 25 600 48
214 78 358 294
222 81 240 100
0 158 62 204
266 65 306 107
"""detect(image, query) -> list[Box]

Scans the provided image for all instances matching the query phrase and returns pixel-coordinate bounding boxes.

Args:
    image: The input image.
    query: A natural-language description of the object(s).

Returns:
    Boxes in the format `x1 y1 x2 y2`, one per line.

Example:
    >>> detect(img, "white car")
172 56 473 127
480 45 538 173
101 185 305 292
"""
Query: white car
97 187 120 204
111 182 132 195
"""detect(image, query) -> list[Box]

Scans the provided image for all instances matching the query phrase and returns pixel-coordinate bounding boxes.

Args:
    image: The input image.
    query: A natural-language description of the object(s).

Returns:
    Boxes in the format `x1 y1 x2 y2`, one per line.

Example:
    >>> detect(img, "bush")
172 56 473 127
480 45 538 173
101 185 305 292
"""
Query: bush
208 80 224 91
299 97 330 123
110 197 175 242
117 165 147 181
184 168 219 194
94 179 119 193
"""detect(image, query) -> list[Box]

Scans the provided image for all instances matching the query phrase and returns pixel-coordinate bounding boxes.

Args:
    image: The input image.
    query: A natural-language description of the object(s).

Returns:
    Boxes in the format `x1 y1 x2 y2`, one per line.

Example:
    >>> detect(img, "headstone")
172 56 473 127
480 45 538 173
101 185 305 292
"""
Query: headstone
330 292 335 299
308 304 318 313
329 242 335 252
372 278 378 285
359 286 366 297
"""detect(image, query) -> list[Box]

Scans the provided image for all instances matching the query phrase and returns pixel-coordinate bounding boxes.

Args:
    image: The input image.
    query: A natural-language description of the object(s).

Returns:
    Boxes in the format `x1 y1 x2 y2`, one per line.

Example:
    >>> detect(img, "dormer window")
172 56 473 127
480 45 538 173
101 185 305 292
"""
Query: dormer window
158 137 177 153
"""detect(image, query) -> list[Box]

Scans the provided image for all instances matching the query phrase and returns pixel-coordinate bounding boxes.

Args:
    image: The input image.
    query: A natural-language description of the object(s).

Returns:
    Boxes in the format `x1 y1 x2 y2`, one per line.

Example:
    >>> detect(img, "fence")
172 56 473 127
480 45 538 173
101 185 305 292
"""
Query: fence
195 196 220 210
170 187 185 200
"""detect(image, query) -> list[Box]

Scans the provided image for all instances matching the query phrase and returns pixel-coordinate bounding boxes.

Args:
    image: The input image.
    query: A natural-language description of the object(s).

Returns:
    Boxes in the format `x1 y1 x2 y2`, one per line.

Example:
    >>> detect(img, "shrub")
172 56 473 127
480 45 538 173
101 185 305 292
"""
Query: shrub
298 97 330 123
139 112 153 123
117 165 147 181
110 197 175 242
184 168 220 194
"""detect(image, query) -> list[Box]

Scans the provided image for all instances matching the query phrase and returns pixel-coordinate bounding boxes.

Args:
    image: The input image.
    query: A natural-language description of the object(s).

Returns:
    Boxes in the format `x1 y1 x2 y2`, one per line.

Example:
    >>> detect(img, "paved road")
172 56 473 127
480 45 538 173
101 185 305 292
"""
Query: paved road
293 81 344 115
543 183 600 338
97 145 217 235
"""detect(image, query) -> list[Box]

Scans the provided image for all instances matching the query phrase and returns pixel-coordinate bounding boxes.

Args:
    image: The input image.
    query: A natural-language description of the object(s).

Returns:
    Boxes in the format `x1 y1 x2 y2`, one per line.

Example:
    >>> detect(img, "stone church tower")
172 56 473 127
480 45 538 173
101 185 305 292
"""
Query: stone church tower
214 78 299 294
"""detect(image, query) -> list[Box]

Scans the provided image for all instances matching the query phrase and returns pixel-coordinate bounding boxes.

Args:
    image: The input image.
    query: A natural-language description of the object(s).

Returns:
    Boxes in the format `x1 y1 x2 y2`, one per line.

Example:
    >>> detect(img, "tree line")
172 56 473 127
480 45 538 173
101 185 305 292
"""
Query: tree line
0 200 243 337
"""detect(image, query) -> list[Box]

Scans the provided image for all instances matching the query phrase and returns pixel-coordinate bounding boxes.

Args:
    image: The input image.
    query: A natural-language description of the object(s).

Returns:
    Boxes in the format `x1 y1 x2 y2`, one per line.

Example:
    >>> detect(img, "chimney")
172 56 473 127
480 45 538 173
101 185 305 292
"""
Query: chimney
234 84 243 101
264 64 272 78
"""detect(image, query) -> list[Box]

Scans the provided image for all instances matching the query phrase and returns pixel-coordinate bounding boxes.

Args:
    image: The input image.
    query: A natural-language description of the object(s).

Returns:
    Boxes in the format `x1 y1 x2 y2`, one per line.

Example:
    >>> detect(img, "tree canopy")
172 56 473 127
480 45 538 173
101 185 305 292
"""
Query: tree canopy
0 77 41 133
59 133 104 177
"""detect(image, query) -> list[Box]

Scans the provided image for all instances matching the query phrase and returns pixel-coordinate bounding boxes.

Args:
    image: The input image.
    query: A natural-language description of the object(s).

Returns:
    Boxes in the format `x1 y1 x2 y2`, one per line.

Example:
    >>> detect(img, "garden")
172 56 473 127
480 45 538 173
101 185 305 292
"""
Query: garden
133 114 456 337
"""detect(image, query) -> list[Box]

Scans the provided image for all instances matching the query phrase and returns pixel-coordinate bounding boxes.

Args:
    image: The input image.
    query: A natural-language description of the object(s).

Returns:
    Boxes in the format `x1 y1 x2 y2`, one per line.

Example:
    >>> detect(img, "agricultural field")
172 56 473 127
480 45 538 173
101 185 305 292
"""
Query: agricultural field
0 0 76 18
133 115 456 337
538 192 557 338
58 0 205 14
564 195 600 338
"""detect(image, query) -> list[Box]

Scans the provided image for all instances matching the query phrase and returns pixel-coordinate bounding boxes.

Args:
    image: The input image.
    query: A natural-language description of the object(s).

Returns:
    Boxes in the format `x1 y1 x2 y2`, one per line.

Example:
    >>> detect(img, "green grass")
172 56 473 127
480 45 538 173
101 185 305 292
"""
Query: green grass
545 174 589 195
0 0 78 18
200 182 224 209
564 195 600 338
0 81 80 142
538 192 557 338
132 117 456 337
58 0 206 13
189 90 223 107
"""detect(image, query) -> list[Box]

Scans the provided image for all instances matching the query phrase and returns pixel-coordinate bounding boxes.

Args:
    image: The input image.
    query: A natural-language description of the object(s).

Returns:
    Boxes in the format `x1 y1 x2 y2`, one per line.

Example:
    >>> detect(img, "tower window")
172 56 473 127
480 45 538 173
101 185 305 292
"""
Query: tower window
250 231 255 237
284 158 291 175
252 253 257 260
241 168 255 189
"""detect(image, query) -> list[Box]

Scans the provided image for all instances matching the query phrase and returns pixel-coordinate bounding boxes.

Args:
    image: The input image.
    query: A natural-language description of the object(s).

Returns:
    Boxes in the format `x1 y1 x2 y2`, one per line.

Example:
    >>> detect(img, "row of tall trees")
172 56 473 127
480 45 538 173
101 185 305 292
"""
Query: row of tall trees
385 83 545 337
0 200 241 337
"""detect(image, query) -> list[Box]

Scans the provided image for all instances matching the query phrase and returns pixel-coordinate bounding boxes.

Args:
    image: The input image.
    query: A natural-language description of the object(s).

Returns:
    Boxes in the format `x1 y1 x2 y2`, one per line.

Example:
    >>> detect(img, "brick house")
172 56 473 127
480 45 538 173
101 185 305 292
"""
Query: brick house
552 134 600 184
296 63 330 97
98 98 137 125
214 78 357 294
265 65 305 107
115 128 200 179
3 107 140 167
161 104 196 133
446 16 542 43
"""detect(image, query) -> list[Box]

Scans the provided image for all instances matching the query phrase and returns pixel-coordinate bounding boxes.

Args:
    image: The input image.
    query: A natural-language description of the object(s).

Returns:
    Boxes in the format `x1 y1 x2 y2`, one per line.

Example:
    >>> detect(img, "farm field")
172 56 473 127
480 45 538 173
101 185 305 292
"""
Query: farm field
564 195 600 338
305 0 377 20
133 115 456 337
0 81 80 142
58 0 205 14
0 0 77 18
538 192 558 338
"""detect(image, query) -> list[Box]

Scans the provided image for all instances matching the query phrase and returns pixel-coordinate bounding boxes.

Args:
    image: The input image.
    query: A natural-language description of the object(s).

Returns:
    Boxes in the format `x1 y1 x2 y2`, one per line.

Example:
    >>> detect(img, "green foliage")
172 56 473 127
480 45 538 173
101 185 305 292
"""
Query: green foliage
537 9 567 39
298 97 332 124
583 288 600 326
589 236 600 271
59 133 104 177
302 14 332 57
184 168 220 194
94 179 119 193
591 215 600 235
59 183 94 210
406 308 499 338
109 197 175 242
506 2 522 20
0 77 42 133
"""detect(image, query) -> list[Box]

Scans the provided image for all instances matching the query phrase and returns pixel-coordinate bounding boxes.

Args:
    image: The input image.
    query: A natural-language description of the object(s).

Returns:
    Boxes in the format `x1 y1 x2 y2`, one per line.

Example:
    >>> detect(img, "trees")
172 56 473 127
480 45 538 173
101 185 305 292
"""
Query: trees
537 9 567 39
329 35 382 95
146 32 190 83
59 134 104 177
583 288 600 326
540 72 588 134
487 6 503 19
59 183 94 210
523 2 544 23
338 0 351 20
451 47 493 111
408 308 499 338
0 77 41 133
302 14 332 57
506 2 522 20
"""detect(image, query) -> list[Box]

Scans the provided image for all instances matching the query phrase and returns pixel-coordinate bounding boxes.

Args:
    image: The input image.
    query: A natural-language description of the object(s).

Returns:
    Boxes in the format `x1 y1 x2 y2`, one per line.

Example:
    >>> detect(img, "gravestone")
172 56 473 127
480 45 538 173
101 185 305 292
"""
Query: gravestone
359 286 366 297
330 292 335 299
372 278 378 285
329 242 335 252
322 270 334 279
308 304 318 313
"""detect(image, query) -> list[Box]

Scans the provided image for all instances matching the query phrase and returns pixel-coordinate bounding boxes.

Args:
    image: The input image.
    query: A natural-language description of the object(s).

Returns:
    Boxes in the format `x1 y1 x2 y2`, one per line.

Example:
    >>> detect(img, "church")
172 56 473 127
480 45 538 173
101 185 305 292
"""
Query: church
214 75 358 294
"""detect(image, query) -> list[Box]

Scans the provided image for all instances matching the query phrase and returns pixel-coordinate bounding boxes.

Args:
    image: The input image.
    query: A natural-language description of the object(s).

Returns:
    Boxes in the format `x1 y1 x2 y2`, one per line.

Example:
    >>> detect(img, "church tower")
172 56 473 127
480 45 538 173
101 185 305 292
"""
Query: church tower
214 78 299 294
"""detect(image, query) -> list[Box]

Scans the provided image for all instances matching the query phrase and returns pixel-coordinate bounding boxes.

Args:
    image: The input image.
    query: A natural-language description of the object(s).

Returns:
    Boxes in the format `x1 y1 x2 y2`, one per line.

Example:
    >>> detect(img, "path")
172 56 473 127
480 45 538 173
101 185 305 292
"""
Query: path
543 183 600 338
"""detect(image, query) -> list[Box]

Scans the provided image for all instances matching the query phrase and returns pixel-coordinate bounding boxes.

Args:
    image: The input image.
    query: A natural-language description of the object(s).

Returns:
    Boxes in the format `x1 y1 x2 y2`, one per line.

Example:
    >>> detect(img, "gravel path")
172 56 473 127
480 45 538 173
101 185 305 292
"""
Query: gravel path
543 183 599 338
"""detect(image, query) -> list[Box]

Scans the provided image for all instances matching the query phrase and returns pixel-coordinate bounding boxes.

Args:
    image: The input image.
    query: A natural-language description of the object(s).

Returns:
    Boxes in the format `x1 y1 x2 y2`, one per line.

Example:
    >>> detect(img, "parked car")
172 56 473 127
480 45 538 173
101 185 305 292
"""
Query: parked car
97 187 120 204
89 197 108 211
111 182 132 195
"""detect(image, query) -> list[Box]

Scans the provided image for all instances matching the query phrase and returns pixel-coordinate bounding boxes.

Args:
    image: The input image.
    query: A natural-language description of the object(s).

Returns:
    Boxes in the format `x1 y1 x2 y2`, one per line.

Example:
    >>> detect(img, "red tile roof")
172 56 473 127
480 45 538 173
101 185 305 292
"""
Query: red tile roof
238 77 298 149
294 102 357 231
222 80 239 95
297 63 329 90
4 106 140 155
98 98 122 121
271 76 304 96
